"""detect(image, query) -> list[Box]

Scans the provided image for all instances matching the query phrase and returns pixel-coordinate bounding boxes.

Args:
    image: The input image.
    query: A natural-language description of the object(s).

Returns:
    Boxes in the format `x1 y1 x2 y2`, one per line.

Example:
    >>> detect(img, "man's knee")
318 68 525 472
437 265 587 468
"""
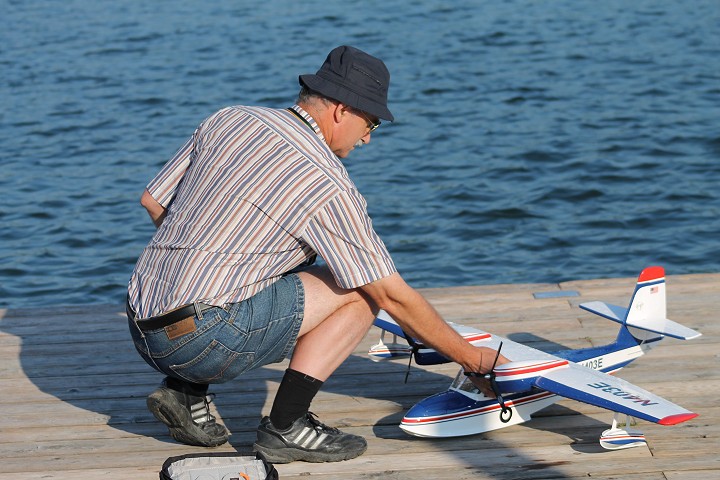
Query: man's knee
297 267 375 334
356 288 379 318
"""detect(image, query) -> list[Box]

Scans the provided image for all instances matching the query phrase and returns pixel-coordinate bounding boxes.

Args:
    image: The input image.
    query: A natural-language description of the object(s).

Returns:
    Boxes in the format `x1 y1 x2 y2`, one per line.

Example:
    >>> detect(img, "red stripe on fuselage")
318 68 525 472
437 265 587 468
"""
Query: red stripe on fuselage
401 391 555 425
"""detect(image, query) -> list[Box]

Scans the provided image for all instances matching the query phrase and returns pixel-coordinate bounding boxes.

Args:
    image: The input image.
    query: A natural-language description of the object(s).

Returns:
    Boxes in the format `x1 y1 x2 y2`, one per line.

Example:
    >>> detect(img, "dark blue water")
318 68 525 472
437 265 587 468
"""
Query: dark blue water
2 0 719 308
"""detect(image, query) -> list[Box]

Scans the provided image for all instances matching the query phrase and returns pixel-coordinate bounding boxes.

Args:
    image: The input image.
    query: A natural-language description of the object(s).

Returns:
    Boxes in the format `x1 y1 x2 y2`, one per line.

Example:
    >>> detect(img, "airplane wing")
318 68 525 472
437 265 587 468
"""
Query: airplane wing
533 362 698 425
374 310 490 343
373 310 413 338
372 311 492 365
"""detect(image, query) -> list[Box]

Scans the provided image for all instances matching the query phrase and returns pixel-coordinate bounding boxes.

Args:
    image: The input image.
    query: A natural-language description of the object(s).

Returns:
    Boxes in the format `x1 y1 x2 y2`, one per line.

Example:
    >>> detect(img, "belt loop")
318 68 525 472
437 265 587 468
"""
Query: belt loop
193 301 203 320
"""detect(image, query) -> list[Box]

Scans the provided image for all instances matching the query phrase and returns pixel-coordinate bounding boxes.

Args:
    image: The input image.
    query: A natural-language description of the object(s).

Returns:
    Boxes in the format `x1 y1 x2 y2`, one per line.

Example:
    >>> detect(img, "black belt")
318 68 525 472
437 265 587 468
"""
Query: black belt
129 300 215 332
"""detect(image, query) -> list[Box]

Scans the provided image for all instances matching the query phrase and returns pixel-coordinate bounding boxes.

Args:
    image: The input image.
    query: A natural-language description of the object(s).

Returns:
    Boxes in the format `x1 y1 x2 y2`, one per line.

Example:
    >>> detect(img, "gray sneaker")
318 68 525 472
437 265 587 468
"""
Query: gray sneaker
253 412 367 463
147 379 229 447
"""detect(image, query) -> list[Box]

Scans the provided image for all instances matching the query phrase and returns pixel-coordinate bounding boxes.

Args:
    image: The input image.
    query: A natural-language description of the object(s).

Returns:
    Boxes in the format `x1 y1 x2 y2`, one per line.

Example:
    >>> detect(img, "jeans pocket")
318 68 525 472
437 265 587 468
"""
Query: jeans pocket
170 339 255 384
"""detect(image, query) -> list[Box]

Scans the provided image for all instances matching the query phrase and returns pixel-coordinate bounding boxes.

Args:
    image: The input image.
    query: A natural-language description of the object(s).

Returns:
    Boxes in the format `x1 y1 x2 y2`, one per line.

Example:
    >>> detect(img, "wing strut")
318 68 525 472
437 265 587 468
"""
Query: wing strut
403 330 420 383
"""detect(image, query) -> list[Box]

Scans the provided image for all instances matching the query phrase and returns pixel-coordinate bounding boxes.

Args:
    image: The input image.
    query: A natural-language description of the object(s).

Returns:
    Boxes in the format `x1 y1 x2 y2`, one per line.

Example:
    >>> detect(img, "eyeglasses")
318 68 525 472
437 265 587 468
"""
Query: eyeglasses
354 109 381 133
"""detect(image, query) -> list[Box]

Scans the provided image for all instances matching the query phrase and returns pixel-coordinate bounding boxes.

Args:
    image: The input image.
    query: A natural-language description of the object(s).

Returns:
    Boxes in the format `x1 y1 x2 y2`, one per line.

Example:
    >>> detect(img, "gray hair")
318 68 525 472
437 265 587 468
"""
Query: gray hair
297 85 335 108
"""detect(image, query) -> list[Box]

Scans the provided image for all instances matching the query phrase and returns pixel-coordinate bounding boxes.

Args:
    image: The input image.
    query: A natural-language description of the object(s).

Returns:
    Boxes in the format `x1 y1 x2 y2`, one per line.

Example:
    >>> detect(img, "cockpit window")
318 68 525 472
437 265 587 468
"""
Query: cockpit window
450 369 481 395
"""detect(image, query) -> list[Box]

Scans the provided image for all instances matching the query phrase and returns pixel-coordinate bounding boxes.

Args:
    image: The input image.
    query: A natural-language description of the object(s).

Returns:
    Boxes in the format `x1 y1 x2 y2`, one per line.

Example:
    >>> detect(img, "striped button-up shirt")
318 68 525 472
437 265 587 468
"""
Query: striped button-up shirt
128 105 396 318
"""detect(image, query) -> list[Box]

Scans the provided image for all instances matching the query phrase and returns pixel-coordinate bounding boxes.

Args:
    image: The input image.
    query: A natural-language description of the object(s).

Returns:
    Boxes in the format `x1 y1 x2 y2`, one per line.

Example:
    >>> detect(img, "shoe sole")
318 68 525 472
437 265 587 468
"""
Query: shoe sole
147 389 228 447
253 442 367 464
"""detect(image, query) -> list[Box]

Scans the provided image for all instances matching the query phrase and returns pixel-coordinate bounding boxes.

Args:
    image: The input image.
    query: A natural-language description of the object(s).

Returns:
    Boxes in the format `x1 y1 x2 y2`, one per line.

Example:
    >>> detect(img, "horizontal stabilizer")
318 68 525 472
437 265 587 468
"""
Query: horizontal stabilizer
533 362 698 425
580 301 627 323
580 301 701 340
626 317 702 340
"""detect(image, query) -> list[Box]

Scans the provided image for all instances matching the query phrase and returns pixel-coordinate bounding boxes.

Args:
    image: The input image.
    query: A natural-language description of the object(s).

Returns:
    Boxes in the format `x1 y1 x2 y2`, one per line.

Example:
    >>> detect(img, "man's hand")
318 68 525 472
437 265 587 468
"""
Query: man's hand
360 274 512 399
467 346 510 398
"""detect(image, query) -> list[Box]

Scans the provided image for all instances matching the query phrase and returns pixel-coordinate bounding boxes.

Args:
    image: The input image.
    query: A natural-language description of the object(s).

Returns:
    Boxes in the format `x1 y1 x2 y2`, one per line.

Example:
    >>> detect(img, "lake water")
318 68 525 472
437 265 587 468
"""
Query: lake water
2 0 719 308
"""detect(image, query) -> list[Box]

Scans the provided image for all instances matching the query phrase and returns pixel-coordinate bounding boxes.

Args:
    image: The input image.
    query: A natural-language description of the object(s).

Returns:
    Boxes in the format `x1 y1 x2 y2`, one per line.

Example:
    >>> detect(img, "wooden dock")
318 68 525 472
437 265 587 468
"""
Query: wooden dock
1 272 718 479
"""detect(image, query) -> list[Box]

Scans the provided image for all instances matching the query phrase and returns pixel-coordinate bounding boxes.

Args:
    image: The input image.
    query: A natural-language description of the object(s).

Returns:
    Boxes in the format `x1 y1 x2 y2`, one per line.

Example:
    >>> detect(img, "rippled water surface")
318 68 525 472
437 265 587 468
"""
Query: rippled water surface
2 0 719 308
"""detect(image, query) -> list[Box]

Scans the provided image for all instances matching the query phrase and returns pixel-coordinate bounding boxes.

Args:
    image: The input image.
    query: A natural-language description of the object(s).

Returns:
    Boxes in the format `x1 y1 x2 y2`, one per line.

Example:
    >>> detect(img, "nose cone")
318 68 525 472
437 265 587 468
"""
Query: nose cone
400 390 489 438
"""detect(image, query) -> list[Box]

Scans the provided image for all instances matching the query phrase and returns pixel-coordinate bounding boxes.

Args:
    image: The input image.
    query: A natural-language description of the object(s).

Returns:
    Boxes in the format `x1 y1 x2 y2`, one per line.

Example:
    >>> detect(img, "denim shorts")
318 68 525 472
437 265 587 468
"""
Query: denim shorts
128 274 304 384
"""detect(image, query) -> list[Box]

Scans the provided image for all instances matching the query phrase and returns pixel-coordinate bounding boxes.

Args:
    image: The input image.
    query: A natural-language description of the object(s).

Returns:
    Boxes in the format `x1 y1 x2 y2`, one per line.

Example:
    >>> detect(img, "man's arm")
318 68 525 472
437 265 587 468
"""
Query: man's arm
140 189 166 228
361 272 508 376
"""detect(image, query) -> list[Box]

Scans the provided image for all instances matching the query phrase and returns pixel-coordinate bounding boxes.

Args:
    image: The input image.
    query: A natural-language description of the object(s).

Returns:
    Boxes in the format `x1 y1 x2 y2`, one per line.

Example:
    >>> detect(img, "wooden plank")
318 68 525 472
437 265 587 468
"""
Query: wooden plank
665 471 720 480
1 468 161 480
275 444 719 479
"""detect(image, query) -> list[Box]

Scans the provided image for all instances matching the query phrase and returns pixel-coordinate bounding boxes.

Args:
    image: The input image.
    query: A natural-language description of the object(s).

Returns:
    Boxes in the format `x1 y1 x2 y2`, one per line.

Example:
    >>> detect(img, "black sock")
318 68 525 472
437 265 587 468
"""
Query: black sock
269 368 324 430
165 376 209 397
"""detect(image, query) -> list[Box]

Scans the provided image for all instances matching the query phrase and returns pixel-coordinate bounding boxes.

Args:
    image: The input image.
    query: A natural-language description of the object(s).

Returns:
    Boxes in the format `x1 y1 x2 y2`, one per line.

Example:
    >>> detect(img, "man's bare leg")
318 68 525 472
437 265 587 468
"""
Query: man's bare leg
290 266 377 380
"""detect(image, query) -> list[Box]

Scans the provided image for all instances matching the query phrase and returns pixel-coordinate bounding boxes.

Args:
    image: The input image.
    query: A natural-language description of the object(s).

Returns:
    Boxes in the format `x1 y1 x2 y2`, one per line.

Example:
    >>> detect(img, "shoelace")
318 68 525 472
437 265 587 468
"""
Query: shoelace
305 412 340 434
190 393 219 426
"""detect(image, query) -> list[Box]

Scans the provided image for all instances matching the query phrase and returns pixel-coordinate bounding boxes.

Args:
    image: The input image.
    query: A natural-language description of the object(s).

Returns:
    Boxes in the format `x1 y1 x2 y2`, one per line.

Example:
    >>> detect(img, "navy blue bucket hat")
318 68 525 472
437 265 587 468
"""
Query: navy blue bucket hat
299 45 394 122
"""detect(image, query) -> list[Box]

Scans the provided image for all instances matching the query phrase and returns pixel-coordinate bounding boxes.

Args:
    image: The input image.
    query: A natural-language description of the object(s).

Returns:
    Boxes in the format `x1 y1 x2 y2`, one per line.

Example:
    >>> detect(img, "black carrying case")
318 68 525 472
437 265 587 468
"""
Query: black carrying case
159 451 279 480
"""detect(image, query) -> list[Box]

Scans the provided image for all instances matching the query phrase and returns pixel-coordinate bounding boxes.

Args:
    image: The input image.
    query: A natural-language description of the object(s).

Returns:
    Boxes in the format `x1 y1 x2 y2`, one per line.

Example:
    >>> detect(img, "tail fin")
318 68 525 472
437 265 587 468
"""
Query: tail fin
580 266 701 342
625 266 671 341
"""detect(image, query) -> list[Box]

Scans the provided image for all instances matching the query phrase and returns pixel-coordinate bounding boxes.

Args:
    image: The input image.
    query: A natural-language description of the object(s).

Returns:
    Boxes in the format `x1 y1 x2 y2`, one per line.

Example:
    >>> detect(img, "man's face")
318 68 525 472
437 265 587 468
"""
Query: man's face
330 107 378 158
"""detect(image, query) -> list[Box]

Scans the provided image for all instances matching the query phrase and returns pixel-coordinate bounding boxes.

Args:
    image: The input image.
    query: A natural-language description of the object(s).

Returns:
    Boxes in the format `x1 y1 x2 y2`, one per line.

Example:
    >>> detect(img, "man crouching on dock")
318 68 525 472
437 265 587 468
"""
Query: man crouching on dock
126 45 508 463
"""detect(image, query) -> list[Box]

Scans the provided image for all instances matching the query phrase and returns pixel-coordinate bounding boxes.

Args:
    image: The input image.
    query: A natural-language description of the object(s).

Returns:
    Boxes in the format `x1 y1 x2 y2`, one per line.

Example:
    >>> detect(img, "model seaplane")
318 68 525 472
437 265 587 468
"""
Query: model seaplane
368 266 701 450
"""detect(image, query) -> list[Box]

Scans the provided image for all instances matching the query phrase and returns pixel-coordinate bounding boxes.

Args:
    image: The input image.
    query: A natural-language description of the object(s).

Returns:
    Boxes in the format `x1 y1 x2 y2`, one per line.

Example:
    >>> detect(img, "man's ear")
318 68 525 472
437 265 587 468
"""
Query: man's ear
333 102 348 124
